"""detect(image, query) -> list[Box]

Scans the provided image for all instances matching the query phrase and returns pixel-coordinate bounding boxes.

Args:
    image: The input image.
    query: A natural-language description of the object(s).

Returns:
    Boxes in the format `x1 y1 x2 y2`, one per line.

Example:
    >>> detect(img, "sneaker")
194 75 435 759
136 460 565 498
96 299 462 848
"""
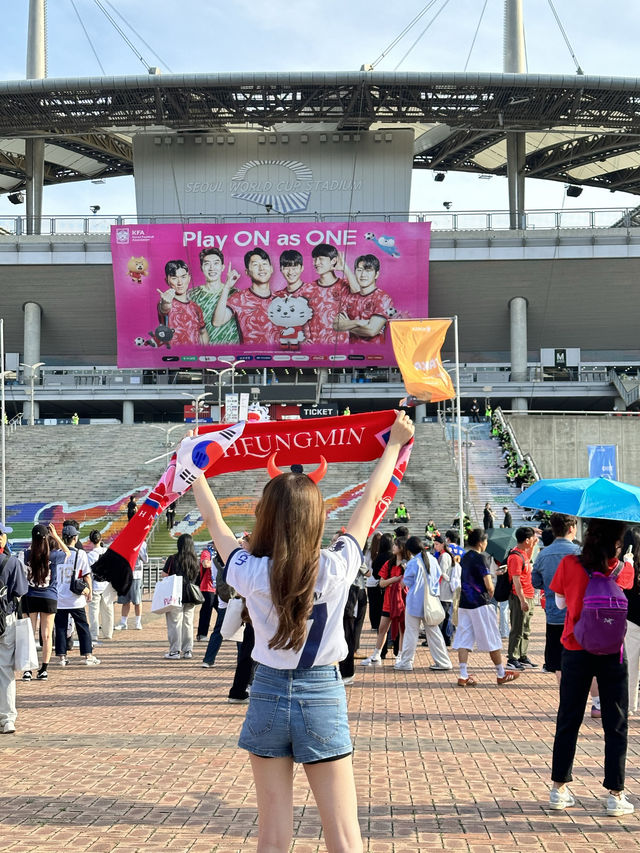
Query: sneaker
92 640 103 647
519 656 538 669
360 655 382 666
1 722 16 735
457 675 478 687
542 665 550 673
84 655 101 666
196 634 207 641
549 786 575 810
58 656 68 667
429 665 453 671
182 651 193 659
394 662 414 671
506 659 525 671
228 696 249 704
135 622 143 631
164 651 180 660
22 671 32 682
114 623 127 631
497 671 521 685
591 705 602 719
201 661 215 668
36 669 48 680
606 792 635 816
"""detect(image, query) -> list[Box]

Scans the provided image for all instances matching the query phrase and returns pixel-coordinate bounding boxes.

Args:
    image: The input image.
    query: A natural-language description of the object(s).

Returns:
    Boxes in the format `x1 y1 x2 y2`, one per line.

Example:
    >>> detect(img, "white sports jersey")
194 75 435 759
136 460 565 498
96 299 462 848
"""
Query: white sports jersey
226 534 363 669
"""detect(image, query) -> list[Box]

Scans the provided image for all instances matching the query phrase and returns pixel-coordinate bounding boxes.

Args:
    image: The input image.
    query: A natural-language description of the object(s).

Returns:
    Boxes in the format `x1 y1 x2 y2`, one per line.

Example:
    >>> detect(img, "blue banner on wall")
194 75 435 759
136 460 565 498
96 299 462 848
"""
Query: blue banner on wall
588 445 617 480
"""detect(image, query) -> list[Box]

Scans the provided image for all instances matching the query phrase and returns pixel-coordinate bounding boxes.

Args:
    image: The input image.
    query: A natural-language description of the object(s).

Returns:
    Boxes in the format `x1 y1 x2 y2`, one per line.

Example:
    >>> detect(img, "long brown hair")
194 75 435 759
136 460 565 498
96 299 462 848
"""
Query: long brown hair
250 473 325 652
580 518 627 574
29 524 50 586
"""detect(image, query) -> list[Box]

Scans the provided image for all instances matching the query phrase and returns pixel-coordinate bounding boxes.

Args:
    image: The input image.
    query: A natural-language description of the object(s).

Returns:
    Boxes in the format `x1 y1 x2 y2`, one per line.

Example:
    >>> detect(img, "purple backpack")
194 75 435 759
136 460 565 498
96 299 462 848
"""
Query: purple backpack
573 563 628 655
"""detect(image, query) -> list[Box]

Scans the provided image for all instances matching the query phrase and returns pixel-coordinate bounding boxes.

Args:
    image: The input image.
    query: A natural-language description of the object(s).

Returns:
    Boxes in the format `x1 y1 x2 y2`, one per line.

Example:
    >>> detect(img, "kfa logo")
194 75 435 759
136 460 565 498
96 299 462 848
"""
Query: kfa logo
115 228 130 244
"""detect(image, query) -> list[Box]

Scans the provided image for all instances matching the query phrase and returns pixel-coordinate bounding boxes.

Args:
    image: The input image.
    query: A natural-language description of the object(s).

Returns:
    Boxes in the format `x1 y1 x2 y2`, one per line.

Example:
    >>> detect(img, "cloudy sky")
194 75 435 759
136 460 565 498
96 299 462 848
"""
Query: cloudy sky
1 0 639 219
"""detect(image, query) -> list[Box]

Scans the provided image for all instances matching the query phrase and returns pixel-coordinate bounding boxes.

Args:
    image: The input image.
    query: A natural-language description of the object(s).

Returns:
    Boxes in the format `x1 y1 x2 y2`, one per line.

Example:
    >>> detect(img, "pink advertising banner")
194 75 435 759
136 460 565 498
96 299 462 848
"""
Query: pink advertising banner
110 221 430 368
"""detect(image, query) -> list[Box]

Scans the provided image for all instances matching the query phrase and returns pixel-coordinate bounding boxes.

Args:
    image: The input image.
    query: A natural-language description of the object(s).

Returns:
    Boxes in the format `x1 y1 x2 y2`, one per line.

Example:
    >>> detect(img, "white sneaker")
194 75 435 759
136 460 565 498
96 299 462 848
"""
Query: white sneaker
58 656 68 667
1 721 16 734
114 623 127 631
360 654 382 666
394 662 414 671
549 786 575 810
606 792 635 816
84 655 101 666
135 622 143 630
164 651 180 660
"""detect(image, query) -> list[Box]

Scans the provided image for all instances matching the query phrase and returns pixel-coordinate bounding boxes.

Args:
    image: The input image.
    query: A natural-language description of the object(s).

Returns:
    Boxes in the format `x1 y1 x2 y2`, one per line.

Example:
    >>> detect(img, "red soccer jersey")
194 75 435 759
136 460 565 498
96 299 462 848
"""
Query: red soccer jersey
550 554 634 651
344 287 395 344
227 288 279 344
165 299 205 346
507 547 534 598
305 278 351 344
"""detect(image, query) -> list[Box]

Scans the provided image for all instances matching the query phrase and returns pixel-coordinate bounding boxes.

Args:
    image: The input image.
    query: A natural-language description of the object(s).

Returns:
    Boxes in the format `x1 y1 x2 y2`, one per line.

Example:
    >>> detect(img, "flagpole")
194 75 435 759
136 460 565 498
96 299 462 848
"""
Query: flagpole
453 315 465 540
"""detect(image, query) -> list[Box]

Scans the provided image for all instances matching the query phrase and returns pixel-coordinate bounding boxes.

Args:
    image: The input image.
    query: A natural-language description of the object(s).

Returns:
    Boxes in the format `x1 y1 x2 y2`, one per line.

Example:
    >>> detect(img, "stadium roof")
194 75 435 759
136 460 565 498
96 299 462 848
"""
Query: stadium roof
3 70 640 195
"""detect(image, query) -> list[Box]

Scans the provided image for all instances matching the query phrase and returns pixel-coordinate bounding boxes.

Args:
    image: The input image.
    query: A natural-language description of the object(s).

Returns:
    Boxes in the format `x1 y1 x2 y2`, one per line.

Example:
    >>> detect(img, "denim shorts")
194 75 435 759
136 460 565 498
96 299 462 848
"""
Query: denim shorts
238 664 353 764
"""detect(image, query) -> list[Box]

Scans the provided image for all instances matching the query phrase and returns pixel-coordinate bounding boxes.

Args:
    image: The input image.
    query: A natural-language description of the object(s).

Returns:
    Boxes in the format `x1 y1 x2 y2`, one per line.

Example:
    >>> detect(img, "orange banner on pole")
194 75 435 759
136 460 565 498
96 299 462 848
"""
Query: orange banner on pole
390 318 455 403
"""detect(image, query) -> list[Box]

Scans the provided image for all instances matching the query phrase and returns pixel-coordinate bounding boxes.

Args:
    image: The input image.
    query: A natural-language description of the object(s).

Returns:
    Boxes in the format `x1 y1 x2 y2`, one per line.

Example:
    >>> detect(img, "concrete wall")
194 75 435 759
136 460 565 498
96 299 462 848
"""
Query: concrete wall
508 415 640 483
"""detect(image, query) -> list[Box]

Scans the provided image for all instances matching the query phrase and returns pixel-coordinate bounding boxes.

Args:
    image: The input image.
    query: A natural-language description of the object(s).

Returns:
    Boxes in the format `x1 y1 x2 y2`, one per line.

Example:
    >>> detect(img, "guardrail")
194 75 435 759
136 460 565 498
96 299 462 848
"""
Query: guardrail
1 207 638 237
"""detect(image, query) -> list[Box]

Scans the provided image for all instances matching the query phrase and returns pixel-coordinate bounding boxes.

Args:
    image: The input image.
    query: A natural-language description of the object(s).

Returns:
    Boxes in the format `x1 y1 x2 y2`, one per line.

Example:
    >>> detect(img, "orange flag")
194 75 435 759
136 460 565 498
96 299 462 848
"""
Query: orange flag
390 318 455 403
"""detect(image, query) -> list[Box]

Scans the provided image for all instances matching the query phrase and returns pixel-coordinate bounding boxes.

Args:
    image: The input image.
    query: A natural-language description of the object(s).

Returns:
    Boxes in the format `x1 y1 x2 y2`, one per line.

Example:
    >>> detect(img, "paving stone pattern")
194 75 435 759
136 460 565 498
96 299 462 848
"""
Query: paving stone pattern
1 605 638 852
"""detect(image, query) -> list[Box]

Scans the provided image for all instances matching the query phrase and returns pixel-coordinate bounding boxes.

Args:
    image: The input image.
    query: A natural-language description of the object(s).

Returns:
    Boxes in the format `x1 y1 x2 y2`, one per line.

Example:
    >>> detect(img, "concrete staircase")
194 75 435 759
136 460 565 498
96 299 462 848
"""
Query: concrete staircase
463 423 530 528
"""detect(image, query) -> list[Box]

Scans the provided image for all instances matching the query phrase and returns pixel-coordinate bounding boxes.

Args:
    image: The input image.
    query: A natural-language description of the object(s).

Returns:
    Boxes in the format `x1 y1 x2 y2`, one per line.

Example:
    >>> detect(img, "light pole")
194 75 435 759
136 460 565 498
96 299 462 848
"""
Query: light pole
143 423 186 465
205 360 243 422
181 391 213 434
19 360 44 426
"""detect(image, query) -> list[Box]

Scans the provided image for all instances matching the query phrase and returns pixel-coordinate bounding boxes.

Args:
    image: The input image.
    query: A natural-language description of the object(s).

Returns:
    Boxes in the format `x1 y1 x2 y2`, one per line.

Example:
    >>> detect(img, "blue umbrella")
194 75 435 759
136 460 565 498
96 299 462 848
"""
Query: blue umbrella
515 477 640 523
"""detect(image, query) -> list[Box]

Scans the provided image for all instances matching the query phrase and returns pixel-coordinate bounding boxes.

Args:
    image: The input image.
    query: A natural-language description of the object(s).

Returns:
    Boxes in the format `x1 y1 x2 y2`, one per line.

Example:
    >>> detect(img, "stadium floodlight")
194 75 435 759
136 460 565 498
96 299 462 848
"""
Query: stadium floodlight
566 185 583 197
7 192 24 205
434 172 446 182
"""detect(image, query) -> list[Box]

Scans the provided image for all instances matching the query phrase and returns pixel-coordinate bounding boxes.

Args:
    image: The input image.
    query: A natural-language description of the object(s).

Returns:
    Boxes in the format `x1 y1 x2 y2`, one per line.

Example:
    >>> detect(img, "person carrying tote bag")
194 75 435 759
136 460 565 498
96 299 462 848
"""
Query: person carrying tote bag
397 537 452 672
161 534 199 660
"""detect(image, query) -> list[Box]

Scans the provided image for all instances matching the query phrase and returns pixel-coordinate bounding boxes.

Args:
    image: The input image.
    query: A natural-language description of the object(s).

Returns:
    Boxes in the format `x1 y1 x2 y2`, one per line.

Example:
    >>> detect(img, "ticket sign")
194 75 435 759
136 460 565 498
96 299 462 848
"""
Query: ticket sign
111 221 430 368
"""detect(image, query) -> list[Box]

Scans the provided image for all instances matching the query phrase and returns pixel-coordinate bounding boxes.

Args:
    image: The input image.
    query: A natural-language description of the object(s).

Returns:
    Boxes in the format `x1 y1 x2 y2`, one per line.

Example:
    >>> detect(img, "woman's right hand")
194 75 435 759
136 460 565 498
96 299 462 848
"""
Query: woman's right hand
389 410 414 447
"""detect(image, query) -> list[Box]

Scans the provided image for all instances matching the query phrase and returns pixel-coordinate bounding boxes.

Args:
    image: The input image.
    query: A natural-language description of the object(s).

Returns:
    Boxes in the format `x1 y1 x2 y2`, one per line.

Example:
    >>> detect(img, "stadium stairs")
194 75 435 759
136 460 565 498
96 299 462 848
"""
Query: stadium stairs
4 420 461 555
462 422 530 528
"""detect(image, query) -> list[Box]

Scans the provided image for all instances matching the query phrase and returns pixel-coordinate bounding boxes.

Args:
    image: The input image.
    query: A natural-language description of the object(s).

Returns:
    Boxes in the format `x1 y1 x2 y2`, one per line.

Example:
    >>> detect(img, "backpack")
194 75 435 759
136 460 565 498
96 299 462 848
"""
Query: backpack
494 549 523 602
574 562 628 655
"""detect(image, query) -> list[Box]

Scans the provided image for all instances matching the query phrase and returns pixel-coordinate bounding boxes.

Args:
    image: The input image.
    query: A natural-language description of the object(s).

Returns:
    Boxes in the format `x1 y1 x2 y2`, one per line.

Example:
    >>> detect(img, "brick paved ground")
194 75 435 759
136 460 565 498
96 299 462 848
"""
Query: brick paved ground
1 604 638 853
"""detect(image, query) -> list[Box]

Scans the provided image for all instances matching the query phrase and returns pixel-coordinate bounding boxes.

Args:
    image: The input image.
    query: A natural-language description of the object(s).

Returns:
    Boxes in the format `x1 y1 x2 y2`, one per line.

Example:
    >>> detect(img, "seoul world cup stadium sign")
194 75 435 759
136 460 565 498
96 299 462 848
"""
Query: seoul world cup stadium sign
111 221 430 368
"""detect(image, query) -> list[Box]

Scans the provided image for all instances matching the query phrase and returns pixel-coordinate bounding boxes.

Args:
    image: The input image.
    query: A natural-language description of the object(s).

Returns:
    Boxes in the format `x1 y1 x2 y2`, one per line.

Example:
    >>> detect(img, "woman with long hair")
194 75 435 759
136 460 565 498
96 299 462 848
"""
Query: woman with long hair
398 536 452 672
367 532 392 633
549 518 634 816
361 536 409 666
54 524 100 666
623 526 640 717
192 411 414 853
433 534 456 645
162 533 200 660
22 523 68 680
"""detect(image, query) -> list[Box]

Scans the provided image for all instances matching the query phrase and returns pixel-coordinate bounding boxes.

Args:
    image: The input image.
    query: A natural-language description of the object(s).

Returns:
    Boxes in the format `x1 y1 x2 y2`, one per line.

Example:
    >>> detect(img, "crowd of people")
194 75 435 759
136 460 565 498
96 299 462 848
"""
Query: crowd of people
491 413 536 489
1 419 639 828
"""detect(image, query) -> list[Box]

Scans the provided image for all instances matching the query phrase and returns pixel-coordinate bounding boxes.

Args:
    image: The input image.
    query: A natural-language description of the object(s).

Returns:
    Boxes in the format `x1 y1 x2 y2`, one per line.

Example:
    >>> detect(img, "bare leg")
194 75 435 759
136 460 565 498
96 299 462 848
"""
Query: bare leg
250 755 294 853
489 649 502 666
304 756 363 853
374 615 391 652
39 612 54 664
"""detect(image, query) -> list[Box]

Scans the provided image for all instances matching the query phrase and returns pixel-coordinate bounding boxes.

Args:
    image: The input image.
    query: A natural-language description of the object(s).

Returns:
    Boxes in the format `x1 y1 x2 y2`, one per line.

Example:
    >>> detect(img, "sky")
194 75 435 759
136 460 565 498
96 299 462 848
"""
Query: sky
1 0 639 220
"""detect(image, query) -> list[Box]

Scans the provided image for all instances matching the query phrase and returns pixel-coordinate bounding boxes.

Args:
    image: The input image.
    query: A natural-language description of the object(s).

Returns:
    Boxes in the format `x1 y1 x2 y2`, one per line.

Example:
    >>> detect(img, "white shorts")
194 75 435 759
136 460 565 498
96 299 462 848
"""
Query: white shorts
452 606 501 653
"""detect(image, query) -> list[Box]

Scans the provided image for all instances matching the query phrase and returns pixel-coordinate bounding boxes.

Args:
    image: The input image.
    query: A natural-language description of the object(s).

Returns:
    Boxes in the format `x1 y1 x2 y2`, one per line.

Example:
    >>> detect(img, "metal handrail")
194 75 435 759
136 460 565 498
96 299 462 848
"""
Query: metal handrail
493 408 541 482
1 207 638 237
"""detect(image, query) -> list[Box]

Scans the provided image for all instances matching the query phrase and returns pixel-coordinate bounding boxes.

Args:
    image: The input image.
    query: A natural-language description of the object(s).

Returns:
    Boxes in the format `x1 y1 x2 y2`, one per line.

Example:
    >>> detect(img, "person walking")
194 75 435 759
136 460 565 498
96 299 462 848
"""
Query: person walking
549 518 635 816
53 524 100 666
360 536 409 666
0 536 28 732
433 534 455 645
87 530 116 643
398 536 452 672
196 548 216 641
506 527 538 671
191 410 414 853
22 523 68 681
166 500 177 530
483 503 495 531
452 528 520 687
367 532 392 634
162 533 199 660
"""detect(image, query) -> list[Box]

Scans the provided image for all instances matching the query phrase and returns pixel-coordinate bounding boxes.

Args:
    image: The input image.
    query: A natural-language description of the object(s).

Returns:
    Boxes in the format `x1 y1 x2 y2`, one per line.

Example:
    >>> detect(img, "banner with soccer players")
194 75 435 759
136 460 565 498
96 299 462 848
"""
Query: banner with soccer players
110 221 430 368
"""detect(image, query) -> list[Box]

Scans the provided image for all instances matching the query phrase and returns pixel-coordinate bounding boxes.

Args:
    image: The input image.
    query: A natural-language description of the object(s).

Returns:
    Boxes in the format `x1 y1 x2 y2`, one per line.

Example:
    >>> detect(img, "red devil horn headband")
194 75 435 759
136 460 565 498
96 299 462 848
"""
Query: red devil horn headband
267 453 327 484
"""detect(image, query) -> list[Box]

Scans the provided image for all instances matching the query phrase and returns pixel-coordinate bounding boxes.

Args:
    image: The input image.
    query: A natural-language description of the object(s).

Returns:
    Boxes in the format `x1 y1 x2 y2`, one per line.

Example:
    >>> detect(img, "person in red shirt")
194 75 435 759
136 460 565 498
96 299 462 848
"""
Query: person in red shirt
506 526 538 670
361 537 408 665
212 248 279 344
549 518 635 816
305 244 352 344
333 254 395 344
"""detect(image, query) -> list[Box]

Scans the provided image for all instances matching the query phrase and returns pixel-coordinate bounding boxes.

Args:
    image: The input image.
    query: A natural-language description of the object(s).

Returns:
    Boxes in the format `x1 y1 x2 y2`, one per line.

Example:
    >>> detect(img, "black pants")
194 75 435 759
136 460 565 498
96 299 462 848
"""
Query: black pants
340 588 368 679
54 607 92 656
197 591 217 637
552 648 628 791
229 623 256 700
439 601 454 646
367 585 384 631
